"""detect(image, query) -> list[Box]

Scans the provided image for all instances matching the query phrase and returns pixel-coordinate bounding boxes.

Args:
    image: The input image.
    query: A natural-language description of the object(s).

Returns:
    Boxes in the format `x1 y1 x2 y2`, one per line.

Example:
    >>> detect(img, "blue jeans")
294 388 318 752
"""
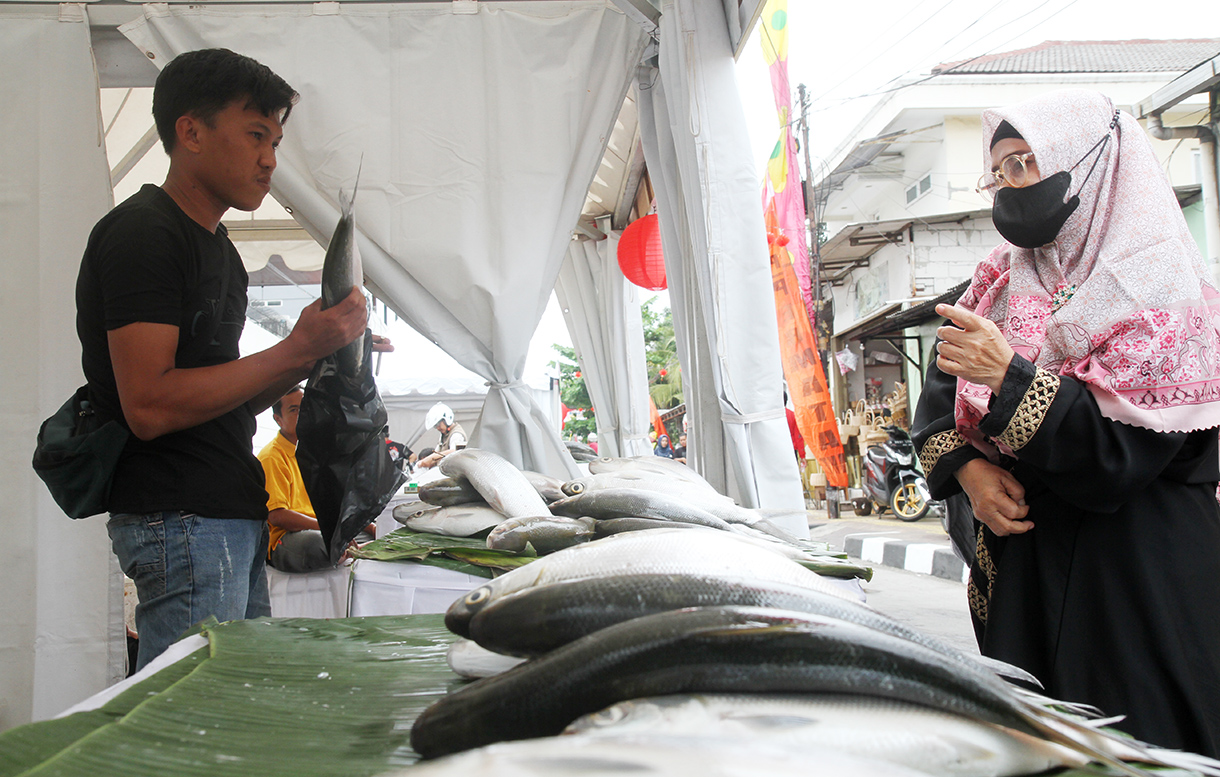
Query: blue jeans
108 511 271 671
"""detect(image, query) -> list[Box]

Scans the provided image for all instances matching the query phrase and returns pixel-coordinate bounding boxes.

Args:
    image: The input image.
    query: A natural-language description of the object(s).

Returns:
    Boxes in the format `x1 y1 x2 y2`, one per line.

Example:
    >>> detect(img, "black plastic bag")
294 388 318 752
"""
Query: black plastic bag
296 332 406 563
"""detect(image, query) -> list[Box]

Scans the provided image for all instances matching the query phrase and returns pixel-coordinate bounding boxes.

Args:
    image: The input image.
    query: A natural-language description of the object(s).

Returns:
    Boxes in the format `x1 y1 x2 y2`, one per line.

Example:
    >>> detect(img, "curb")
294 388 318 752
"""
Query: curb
843 533 969 584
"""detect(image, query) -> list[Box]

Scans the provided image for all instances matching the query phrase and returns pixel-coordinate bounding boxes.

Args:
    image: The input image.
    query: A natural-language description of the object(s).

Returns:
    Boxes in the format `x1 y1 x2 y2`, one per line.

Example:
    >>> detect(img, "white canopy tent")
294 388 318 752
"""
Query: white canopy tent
0 0 794 729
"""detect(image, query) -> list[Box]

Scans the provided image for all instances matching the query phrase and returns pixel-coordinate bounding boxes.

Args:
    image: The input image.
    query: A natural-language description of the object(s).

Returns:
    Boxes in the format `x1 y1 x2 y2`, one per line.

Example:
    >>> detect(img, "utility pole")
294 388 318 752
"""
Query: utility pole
797 83 820 340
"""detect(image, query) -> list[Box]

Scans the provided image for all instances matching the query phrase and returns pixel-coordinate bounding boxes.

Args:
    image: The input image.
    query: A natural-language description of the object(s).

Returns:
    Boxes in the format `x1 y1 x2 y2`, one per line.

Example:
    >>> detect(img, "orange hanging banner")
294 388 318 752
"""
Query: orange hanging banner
766 206 848 488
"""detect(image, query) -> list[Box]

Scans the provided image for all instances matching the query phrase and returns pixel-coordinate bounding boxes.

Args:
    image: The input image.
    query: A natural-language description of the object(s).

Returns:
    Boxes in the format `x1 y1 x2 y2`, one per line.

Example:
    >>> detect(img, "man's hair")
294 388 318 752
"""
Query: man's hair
272 386 304 418
153 48 299 154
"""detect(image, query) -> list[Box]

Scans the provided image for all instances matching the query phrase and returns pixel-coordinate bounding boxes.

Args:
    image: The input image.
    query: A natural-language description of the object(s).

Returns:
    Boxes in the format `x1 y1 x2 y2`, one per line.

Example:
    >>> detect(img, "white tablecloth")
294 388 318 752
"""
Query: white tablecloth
348 560 486 617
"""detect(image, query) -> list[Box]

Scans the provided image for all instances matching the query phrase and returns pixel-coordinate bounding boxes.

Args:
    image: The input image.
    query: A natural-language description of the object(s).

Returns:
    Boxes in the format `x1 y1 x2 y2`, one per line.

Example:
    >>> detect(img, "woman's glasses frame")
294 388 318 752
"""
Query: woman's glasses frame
977 152 1036 200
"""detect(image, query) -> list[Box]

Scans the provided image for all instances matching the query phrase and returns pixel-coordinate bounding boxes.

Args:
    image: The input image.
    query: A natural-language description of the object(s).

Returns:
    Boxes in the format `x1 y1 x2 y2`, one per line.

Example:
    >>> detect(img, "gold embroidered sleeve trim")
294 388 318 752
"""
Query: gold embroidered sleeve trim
995 368 1060 452
969 524 997 626
918 429 968 476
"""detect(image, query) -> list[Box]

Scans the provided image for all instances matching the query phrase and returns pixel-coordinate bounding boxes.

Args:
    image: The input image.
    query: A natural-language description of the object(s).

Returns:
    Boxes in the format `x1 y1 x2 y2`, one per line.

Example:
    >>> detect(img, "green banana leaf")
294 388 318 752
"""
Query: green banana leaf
0 613 1197 777
0 648 209 777
15 616 457 777
349 529 536 573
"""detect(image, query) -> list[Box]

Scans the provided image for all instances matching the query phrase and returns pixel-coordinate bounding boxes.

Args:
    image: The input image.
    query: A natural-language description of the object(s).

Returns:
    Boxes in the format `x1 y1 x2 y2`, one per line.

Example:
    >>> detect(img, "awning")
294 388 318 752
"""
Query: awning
819 209 991 285
851 280 970 341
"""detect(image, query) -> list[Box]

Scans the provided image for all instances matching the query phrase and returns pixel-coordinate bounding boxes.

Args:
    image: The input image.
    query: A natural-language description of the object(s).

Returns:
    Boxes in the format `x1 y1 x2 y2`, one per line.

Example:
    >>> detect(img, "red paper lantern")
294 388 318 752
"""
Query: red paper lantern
617 214 667 290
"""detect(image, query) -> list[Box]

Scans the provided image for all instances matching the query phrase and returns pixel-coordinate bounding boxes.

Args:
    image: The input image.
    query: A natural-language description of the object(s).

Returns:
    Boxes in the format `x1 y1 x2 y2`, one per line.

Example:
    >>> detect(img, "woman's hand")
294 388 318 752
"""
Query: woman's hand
935 304 1015 393
954 458 1033 537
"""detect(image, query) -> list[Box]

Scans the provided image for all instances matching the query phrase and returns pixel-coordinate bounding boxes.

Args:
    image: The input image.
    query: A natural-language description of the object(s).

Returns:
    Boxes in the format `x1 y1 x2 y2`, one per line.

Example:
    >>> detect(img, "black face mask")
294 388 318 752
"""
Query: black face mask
992 172 1077 248
990 112 1119 249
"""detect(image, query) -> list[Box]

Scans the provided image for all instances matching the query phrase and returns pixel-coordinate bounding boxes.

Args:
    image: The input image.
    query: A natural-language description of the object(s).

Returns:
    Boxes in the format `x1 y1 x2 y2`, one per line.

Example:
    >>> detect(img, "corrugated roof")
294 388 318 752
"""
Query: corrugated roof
933 39 1220 75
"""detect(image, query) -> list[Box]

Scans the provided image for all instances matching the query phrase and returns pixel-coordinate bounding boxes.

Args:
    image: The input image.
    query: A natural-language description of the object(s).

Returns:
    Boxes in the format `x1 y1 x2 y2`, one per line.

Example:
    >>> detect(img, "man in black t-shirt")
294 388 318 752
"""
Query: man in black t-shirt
76 49 387 670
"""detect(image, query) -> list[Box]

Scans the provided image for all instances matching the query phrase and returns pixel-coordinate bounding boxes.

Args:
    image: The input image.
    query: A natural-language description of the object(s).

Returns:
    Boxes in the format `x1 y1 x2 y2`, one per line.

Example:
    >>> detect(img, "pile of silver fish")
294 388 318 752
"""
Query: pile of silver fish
391 448 867 579
397 480 1220 776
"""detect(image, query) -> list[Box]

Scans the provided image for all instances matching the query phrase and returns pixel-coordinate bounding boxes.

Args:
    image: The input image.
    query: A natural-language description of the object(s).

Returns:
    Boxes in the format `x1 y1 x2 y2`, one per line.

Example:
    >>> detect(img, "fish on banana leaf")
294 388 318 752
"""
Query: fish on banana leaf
588 455 715 489
440 449 550 519
459 529 984 674
593 517 701 535
447 528 859 636
403 504 504 538
521 471 566 503
561 472 729 503
419 477 485 507
447 639 525 680
392 502 440 526
411 605 1166 776
566 694 1091 777
486 516 596 554
398 731 924 777
548 488 733 531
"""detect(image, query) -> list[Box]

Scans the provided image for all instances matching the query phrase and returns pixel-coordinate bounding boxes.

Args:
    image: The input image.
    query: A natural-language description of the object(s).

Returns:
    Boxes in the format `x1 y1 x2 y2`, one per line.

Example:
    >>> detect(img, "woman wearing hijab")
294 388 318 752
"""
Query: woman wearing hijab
912 89 1220 756
653 434 674 458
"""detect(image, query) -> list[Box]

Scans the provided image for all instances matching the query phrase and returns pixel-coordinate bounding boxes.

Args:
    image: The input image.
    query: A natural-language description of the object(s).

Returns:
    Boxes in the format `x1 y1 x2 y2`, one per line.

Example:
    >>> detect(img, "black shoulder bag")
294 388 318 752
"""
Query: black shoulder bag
32 264 231 519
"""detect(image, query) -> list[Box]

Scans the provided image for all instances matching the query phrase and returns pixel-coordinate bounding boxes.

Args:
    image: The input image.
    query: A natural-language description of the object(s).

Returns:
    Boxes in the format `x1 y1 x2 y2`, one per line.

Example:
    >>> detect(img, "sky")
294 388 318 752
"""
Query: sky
734 0 1220 176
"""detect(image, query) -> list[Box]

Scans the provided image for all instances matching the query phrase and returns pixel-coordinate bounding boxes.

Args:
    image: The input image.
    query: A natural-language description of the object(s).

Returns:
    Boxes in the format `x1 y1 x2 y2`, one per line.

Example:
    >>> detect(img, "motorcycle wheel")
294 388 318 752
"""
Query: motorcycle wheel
852 498 873 516
891 480 930 522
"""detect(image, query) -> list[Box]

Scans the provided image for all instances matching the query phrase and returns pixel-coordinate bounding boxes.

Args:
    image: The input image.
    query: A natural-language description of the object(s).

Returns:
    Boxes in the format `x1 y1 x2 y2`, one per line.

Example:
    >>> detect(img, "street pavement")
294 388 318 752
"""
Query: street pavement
806 506 978 655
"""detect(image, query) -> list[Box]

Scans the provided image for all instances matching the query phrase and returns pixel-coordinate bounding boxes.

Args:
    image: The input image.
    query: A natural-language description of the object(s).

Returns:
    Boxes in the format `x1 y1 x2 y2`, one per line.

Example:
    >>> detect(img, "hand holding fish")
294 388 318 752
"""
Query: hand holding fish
935 304 1015 393
954 458 1032 536
286 285 369 368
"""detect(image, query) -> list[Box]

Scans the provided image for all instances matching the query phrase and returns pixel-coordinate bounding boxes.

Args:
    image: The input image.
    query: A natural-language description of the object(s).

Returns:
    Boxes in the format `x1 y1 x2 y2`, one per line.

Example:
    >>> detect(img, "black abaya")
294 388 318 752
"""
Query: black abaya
913 352 1220 756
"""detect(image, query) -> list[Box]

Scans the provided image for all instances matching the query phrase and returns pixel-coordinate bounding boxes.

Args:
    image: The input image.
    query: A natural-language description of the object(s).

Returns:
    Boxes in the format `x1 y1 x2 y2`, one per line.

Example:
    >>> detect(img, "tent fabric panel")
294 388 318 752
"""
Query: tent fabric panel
637 0 805 534
120 1 646 478
0 5 126 730
555 235 652 458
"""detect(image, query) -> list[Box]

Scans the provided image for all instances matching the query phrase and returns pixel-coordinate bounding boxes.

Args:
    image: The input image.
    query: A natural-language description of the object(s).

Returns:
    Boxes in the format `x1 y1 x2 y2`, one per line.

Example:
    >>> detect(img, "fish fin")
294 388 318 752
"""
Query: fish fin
974 656 1044 688
1024 704 1164 777
352 154 363 203
1132 748 1220 776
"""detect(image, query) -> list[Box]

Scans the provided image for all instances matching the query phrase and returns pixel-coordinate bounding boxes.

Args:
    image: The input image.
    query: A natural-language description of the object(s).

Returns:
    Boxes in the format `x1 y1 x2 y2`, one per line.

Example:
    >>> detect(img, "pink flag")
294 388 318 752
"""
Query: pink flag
759 0 814 321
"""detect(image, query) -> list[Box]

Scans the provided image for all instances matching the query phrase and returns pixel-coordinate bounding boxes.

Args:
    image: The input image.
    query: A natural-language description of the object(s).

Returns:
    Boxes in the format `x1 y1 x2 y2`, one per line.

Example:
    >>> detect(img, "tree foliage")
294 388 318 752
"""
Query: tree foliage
550 344 596 439
642 296 682 409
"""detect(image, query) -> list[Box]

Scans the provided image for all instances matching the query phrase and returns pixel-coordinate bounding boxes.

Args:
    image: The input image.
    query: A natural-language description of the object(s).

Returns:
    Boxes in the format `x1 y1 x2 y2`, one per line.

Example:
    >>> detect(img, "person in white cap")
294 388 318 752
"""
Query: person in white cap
416 402 467 468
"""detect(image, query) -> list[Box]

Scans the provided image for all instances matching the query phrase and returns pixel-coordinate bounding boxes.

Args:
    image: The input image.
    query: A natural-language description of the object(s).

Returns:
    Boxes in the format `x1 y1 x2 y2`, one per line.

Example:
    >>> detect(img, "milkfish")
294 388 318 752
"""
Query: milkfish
418 476 484 507
520 470 566 503
561 472 733 504
411 605 1168 776
319 182 366 377
548 488 733 531
567 694 1091 777
446 639 525 680
439 449 550 519
392 502 440 526
459 528 1007 678
486 516 596 554
444 528 856 639
397 732 924 777
403 504 505 538
588 455 713 488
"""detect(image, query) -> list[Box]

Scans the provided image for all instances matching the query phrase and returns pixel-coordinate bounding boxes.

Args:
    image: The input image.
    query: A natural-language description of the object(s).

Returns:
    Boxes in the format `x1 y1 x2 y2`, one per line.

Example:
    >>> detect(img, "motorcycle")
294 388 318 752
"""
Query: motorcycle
852 425 932 521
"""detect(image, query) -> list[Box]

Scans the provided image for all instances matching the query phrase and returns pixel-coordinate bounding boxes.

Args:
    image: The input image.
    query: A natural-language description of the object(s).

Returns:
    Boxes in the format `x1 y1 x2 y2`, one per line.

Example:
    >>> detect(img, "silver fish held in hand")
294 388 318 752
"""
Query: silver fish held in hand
319 182 366 377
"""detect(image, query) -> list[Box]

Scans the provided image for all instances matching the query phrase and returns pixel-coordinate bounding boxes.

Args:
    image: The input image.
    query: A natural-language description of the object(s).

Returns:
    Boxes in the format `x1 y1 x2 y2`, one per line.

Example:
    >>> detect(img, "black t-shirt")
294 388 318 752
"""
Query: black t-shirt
671 445 686 459
75 184 267 520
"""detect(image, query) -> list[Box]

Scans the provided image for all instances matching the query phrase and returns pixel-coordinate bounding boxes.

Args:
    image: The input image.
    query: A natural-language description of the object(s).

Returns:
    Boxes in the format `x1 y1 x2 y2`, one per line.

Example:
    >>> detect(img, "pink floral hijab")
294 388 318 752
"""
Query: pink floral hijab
955 89 1220 451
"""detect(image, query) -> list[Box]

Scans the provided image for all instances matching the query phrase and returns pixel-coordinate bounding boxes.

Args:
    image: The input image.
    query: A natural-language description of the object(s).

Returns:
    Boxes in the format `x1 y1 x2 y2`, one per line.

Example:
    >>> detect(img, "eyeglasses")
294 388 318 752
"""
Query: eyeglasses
976 152 1036 201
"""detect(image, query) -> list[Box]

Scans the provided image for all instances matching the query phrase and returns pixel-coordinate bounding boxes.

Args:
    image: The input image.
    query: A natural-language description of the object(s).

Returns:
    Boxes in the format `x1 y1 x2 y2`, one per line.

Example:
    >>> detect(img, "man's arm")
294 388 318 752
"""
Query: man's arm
110 289 367 440
267 508 320 532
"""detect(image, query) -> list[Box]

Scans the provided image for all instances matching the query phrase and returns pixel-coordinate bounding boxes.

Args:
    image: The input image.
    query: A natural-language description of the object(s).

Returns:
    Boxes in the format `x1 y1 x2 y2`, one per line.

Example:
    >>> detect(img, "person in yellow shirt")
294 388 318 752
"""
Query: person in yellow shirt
258 387 330 572
258 387 377 572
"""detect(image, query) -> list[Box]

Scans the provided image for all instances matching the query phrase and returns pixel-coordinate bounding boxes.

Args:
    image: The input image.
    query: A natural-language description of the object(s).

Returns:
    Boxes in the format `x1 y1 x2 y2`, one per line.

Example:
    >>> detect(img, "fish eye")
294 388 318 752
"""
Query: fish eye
465 588 490 606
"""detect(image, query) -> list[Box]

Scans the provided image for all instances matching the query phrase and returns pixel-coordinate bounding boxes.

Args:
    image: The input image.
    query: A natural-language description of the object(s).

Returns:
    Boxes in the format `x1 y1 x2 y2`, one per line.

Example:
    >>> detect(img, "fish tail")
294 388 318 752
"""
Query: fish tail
1024 706 1158 777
